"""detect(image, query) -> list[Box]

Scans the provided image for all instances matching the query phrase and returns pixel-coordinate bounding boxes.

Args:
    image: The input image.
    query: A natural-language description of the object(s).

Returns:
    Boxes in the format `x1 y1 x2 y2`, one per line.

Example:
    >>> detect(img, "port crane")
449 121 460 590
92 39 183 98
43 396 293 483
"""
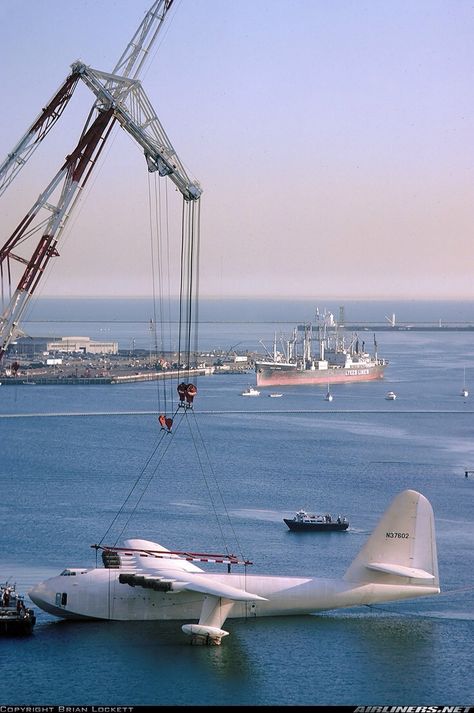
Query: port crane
0 0 201 362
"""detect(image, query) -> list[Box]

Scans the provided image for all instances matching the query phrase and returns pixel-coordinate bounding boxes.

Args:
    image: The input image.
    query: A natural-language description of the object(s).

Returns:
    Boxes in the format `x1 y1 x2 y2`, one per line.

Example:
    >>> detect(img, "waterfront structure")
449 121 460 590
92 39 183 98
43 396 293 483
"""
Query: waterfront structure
11 335 118 357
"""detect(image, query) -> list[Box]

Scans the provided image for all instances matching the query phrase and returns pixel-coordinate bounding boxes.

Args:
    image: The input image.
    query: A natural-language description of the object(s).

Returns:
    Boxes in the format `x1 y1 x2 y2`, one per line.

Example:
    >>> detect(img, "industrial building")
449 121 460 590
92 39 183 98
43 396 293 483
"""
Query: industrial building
10 335 118 358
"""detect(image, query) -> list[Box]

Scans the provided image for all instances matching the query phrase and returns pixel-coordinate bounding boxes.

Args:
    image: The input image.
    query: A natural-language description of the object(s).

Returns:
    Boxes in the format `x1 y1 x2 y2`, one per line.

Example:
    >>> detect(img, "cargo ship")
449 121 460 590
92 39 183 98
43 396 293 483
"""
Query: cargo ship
255 310 387 388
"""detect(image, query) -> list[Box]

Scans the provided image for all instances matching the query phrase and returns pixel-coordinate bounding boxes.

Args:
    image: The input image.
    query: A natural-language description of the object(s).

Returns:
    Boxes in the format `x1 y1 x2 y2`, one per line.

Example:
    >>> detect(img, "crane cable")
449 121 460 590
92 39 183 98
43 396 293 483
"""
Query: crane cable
177 197 200 384
98 183 201 545
99 184 245 562
175 198 247 560
147 170 172 415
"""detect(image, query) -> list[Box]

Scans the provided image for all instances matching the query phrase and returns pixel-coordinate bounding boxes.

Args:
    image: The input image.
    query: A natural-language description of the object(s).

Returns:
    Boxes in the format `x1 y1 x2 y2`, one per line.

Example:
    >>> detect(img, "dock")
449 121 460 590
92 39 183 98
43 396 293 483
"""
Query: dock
0 367 213 386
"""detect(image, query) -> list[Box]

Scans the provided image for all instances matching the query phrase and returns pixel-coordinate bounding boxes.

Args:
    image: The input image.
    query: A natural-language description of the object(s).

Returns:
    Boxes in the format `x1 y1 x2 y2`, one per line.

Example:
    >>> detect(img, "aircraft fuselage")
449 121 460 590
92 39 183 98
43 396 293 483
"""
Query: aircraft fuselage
29 568 439 622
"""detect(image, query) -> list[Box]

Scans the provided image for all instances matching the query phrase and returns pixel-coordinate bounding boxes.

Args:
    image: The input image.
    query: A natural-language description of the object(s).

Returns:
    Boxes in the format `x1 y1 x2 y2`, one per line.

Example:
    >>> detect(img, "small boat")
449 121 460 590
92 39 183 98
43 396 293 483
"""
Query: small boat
268 392 283 398
385 391 397 400
324 386 333 401
284 509 349 532
0 583 36 635
241 386 260 396
461 368 468 397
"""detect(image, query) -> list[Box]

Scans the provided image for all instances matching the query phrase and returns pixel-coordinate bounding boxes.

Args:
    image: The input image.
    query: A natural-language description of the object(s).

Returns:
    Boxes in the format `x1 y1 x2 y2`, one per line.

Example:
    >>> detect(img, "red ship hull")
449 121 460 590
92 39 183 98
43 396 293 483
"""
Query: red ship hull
255 362 385 387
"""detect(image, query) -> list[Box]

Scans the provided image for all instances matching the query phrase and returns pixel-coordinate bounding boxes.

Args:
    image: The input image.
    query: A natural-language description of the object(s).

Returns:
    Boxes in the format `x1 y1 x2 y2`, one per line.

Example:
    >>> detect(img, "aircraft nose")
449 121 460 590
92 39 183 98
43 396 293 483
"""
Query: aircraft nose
28 580 58 615
28 583 47 607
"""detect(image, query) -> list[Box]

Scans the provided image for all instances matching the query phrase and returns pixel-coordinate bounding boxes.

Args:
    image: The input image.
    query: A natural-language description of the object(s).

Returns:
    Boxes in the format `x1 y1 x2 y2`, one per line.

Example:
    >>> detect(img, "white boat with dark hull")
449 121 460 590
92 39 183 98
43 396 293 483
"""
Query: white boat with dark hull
29 490 440 645
284 509 348 531
241 386 260 397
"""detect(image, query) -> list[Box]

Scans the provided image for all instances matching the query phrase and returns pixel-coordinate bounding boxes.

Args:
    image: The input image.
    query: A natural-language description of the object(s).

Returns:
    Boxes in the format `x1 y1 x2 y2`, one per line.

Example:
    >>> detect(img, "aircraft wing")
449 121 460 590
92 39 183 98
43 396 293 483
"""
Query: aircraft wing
119 538 267 601
169 571 267 601
118 570 267 601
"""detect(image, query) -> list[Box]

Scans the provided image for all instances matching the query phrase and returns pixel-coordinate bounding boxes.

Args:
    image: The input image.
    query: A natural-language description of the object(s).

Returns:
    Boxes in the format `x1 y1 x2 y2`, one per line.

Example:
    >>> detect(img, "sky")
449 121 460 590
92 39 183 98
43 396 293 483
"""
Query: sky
1 0 474 301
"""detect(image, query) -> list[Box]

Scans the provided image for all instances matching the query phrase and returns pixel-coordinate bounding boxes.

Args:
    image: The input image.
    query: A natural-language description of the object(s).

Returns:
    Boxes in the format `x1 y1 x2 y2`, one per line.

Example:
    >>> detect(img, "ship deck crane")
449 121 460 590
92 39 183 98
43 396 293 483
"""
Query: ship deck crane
0 0 201 361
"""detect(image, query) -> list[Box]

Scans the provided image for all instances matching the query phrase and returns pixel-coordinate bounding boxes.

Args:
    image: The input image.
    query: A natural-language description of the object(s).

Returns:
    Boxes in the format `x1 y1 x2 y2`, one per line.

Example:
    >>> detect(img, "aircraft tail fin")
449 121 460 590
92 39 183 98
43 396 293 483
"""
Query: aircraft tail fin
343 489 439 589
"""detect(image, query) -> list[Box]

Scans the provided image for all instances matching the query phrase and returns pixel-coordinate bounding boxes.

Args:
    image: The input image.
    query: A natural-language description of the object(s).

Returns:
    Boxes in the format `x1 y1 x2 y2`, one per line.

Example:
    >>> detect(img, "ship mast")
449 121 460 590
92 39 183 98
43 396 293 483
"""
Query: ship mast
0 0 200 362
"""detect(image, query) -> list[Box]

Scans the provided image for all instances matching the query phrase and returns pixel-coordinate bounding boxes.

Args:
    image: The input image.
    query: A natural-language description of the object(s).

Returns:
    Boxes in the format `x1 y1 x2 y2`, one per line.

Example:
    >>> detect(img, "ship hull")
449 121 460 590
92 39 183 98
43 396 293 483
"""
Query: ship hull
255 363 385 387
284 520 349 532
0 612 36 635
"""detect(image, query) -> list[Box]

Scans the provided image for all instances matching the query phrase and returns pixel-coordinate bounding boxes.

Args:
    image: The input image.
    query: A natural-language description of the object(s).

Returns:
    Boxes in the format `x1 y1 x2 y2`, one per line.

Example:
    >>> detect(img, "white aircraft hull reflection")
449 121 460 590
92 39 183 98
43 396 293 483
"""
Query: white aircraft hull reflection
29 490 440 645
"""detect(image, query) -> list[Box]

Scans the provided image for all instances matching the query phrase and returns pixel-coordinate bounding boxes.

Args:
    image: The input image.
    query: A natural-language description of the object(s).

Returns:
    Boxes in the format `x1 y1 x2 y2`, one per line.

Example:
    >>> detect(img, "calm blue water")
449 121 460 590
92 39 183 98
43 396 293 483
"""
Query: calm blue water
1 301 474 706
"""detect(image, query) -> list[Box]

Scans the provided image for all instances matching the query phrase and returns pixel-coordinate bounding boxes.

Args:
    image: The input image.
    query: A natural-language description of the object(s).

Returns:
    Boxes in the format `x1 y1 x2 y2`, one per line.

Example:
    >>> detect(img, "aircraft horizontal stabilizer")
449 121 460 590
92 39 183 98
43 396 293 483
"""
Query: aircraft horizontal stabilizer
366 562 435 580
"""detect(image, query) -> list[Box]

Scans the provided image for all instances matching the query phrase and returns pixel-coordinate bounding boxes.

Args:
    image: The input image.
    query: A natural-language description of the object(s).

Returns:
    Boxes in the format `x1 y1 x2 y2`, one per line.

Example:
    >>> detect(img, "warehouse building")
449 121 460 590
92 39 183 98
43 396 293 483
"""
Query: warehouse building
11 335 118 357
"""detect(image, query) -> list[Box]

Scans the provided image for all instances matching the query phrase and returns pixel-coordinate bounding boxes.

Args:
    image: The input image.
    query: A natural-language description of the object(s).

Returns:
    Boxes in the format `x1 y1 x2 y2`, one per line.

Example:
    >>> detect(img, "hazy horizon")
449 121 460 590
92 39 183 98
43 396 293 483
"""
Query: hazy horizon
2 0 474 302
23 295 474 326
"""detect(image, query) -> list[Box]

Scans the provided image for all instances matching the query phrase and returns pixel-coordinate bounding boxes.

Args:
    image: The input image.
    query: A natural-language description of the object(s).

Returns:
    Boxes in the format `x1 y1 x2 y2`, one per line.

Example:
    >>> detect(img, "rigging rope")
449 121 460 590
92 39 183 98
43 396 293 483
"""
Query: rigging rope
98 404 248 564
98 403 184 546
183 406 246 561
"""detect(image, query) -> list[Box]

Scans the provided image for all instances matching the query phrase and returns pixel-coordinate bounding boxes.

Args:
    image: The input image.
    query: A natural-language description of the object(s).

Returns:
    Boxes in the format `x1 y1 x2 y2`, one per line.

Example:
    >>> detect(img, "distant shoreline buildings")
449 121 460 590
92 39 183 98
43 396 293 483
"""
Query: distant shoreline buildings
10 335 118 358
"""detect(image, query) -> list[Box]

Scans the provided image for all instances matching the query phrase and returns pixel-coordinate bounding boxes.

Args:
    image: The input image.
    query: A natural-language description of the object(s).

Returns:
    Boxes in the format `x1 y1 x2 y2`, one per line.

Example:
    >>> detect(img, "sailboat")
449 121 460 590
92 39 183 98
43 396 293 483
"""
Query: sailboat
324 384 333 401
460 368 469 398
2 2 440 647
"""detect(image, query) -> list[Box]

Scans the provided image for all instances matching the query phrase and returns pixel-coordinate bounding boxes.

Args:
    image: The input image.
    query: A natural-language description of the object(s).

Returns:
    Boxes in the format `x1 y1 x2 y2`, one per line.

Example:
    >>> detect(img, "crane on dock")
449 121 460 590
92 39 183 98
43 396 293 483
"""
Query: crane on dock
0 0 201 362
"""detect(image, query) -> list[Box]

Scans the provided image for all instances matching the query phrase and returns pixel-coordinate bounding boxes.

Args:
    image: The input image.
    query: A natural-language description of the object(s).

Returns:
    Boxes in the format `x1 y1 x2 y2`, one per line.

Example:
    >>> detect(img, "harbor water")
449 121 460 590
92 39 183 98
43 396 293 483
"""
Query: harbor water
1 301 474 706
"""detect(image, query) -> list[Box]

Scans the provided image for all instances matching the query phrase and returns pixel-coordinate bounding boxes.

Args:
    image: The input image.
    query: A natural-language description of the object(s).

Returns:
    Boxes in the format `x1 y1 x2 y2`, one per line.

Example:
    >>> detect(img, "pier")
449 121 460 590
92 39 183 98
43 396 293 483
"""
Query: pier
343 322 474 331
0 367 213 386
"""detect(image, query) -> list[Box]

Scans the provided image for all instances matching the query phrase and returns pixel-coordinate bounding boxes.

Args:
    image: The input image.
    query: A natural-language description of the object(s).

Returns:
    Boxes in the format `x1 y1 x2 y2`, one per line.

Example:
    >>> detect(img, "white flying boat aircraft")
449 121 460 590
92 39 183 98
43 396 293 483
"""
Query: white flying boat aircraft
29 489 440 645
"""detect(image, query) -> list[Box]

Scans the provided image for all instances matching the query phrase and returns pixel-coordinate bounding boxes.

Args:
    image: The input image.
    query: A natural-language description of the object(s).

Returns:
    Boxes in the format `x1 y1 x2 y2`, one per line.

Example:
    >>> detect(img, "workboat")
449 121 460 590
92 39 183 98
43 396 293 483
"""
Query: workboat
284 509 349 532
241 386 260 396
1 583 36 635
255 309 387 388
